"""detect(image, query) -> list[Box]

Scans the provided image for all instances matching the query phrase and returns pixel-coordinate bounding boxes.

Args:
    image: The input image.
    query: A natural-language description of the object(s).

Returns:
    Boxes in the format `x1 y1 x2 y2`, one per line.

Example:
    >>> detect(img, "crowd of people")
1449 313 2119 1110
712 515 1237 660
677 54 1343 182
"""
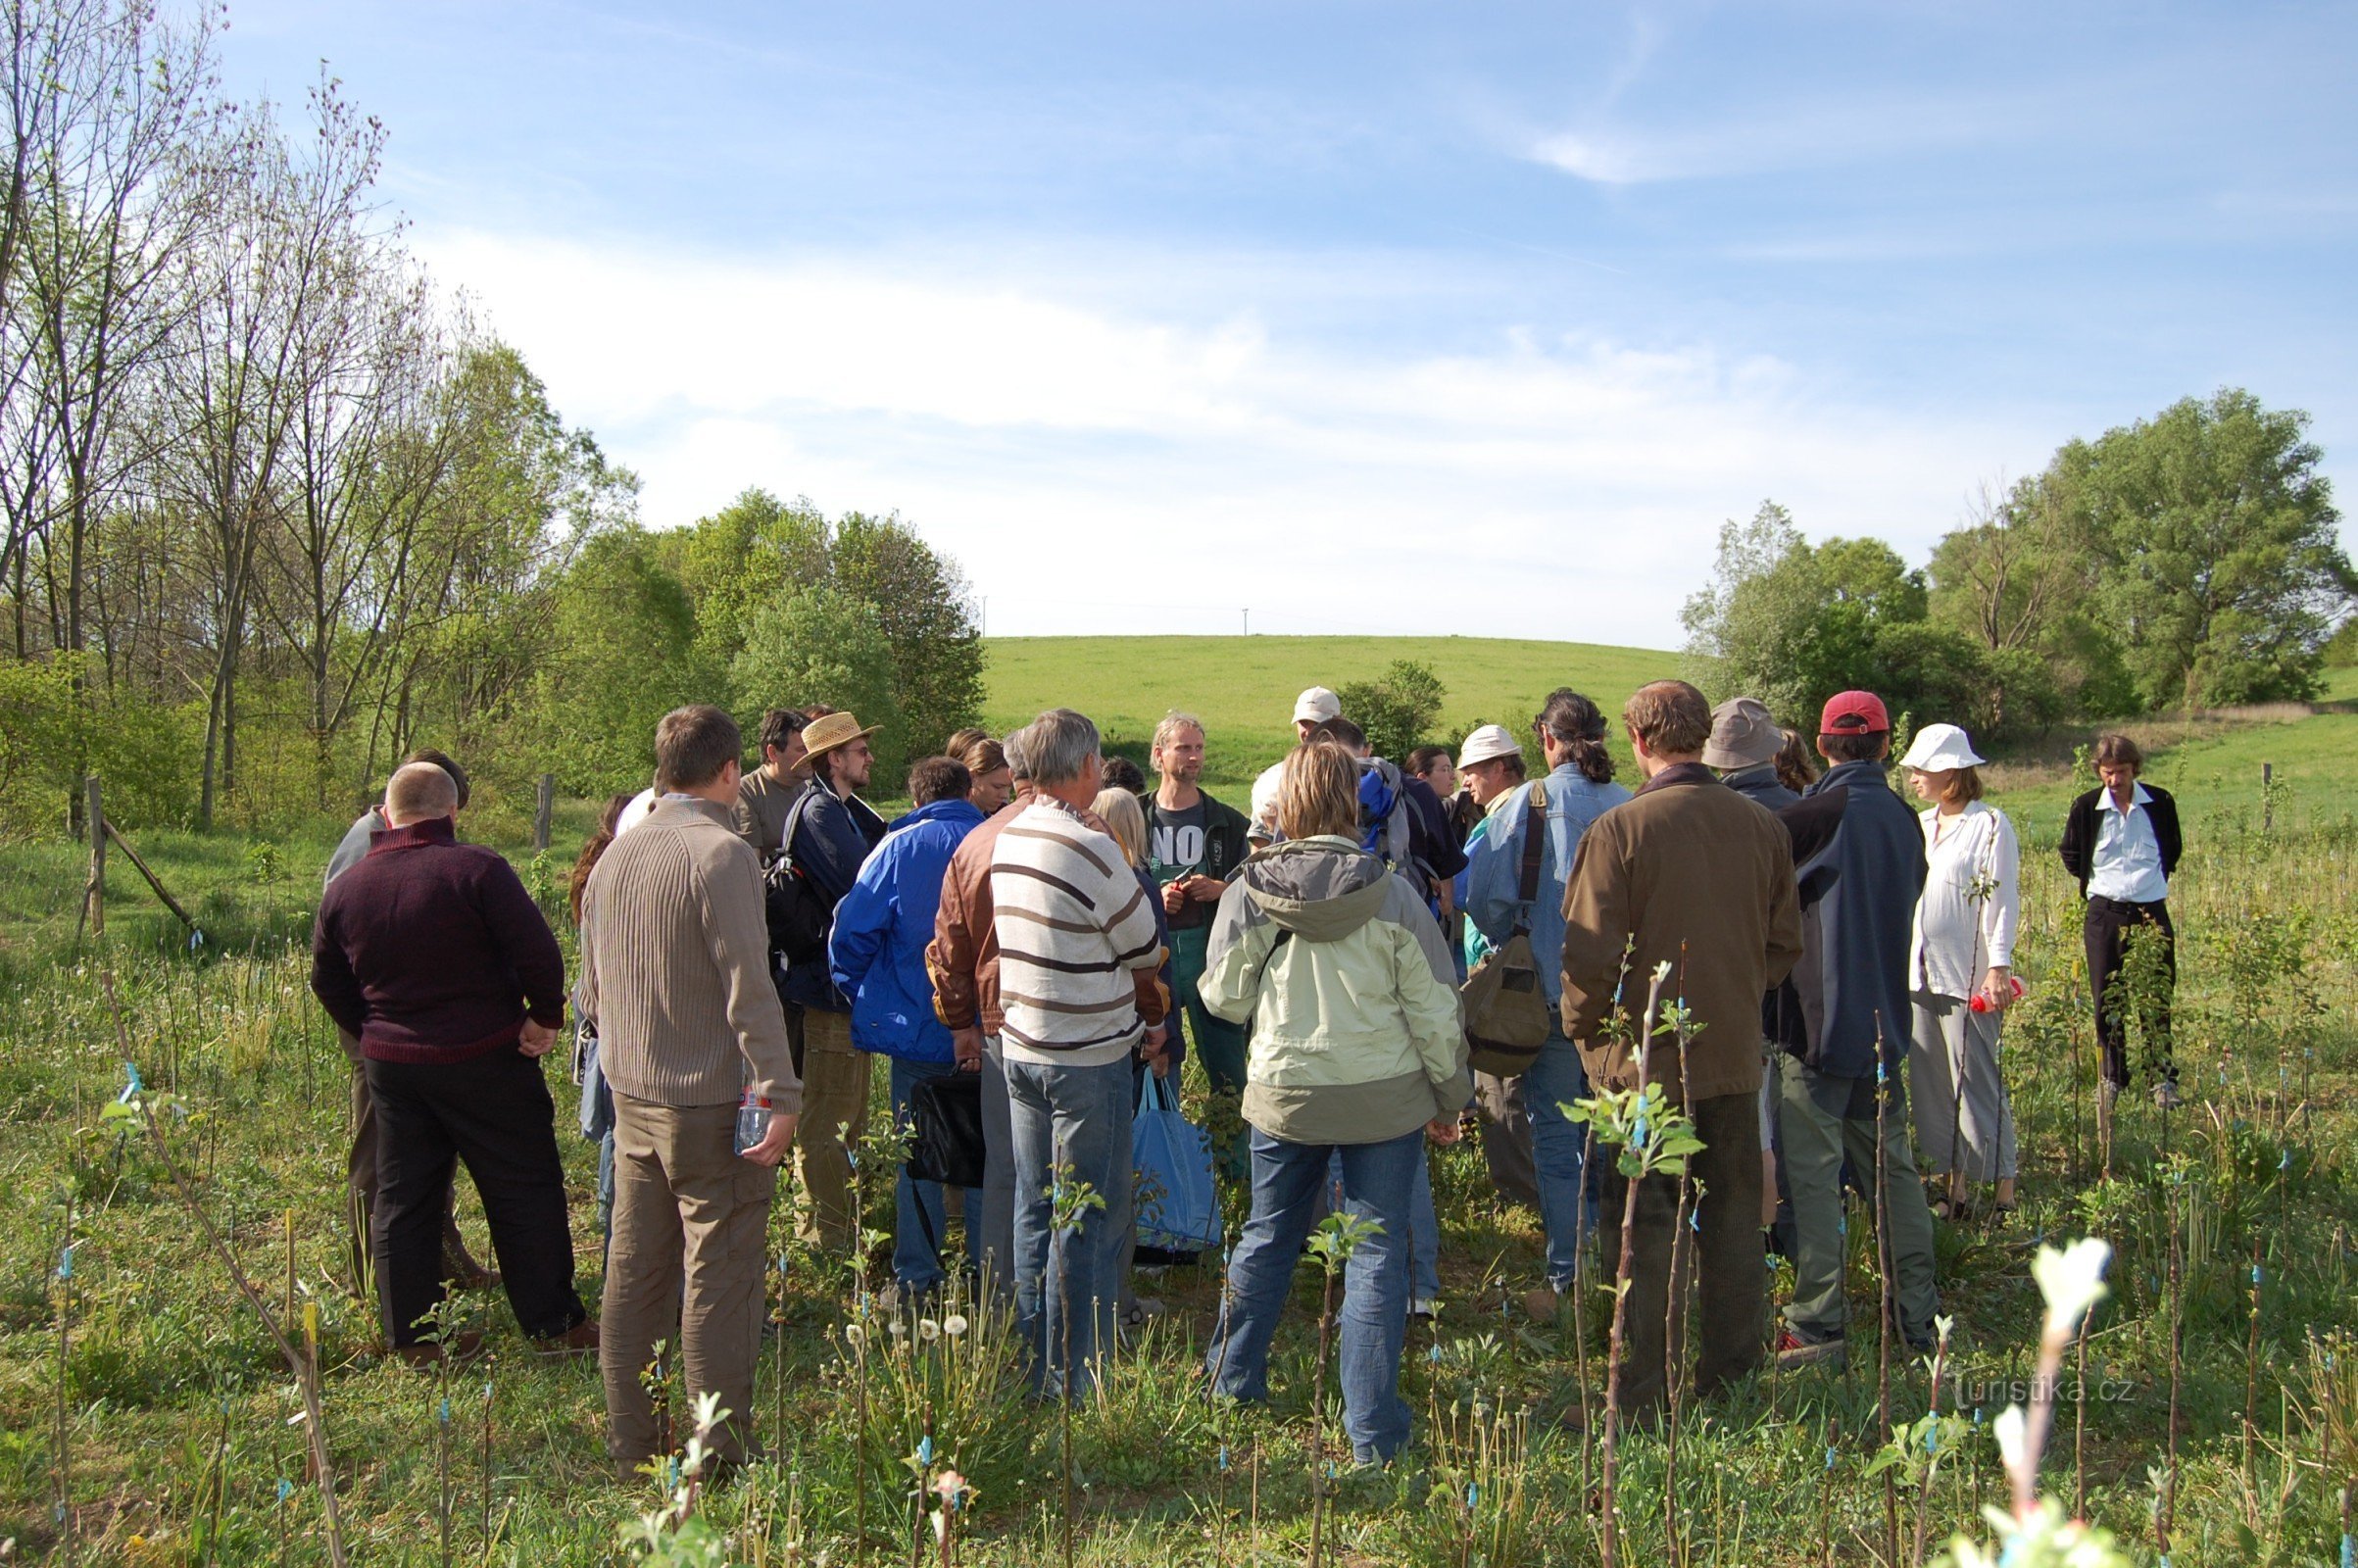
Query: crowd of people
307 675 2187 1474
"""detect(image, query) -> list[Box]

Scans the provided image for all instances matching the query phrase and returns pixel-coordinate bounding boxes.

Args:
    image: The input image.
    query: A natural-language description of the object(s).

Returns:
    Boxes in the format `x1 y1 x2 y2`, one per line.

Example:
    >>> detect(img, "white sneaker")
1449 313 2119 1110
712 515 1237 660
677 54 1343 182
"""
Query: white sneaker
1409 1297 1442 1320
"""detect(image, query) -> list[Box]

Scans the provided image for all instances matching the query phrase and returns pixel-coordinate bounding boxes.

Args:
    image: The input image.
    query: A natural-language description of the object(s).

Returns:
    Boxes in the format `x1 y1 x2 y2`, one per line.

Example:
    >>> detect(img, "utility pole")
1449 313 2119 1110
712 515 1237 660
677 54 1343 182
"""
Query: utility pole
1242 608 1250 636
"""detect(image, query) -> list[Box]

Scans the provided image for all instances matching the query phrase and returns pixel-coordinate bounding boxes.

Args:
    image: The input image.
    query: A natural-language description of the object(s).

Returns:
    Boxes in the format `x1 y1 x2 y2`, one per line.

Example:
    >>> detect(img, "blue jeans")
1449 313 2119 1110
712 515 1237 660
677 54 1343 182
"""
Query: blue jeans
891 1057 985 1291
1206 1127 1421 1464
1007 1055 1135 1398
1526 1026 1593 1290
1321 1147 1440 1300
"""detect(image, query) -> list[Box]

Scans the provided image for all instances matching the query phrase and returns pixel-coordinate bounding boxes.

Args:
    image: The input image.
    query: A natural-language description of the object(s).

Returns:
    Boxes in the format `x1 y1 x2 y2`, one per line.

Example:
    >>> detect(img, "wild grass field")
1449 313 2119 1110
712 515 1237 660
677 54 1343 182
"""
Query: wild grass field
3 640 2357 1566
983 635 1677 796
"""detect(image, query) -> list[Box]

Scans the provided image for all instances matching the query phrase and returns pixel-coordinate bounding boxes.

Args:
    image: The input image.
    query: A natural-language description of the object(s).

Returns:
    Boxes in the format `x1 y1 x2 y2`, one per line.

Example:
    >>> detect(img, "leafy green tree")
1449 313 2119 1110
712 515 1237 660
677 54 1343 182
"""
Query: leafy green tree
1336 660 1446 761
829 511 984 756
1927 478 2136 724
669 488 830 672
528 528 714 796
731 585 906 781
2055 389 2353 709
1682 503 1925 723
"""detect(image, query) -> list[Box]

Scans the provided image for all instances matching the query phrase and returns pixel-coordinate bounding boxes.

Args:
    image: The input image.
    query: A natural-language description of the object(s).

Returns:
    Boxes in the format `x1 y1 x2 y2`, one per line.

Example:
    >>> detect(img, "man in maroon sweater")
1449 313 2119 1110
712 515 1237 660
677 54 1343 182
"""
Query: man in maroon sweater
311 761 593 1363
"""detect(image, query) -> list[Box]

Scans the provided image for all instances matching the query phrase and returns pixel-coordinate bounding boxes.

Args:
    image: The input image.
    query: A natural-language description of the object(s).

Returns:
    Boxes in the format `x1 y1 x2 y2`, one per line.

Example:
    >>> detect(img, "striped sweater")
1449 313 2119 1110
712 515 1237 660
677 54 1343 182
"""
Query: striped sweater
990 796 1167 1067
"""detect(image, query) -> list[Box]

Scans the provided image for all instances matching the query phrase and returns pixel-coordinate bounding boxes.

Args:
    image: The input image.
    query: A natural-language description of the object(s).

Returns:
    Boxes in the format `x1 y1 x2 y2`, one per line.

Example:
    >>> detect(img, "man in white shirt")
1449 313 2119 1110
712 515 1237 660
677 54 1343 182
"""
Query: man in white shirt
2057 733 2186 1111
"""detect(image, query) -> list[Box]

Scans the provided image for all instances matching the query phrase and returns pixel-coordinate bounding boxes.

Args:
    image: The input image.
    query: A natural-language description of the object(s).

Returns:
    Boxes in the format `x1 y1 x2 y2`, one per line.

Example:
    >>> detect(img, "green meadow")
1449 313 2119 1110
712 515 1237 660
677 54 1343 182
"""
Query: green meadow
2 637 2356 1565
983 635 1677 794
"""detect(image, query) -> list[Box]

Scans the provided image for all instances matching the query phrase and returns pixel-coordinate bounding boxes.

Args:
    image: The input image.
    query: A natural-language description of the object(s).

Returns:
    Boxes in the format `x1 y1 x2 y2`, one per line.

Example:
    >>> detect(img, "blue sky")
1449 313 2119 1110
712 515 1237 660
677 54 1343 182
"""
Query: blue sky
221 2 2355 645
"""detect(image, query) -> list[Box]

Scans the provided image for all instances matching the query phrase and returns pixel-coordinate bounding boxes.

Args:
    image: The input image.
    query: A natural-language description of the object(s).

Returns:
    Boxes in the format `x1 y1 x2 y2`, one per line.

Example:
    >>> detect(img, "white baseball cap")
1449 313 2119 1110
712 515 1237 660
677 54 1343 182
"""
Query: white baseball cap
1896 722 1987 772
1292 686 1342 723
1456 723 1522 770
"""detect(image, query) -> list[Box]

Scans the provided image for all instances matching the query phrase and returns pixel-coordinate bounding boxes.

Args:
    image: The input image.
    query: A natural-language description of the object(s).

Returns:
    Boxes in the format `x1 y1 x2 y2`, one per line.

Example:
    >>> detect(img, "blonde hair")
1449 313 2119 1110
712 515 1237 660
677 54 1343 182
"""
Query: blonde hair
1276 742 1360 843
1091 788 1148 867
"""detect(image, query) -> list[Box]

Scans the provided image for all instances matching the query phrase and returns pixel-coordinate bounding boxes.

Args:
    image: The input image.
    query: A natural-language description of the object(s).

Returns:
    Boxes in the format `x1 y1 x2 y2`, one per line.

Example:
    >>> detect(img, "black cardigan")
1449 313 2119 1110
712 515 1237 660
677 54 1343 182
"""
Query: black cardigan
2056 784 2184 899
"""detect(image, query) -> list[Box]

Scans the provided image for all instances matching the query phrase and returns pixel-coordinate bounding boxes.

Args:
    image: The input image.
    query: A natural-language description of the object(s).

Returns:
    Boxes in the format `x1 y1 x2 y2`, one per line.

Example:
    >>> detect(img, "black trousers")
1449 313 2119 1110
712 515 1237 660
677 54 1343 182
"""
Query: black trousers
368 1049 588 1347
2085 896 2177 1089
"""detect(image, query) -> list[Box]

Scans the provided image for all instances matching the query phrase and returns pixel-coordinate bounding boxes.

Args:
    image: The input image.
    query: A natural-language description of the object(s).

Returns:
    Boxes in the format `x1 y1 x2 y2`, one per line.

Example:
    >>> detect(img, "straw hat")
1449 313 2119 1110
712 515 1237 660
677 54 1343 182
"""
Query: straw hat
800 710 881 763
1896 723 1986 772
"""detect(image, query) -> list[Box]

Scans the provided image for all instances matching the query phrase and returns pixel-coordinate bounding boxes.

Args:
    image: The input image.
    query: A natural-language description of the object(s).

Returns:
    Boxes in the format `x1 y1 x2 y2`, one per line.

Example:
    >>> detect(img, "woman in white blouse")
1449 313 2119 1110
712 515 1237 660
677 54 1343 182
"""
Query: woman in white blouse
1897 723 2021 1219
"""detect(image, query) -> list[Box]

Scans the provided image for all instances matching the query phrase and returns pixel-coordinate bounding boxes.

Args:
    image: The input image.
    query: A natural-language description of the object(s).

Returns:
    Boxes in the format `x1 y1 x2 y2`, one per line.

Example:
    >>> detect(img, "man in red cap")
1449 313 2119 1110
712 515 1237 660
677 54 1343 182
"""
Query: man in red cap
1770 690 1939 1370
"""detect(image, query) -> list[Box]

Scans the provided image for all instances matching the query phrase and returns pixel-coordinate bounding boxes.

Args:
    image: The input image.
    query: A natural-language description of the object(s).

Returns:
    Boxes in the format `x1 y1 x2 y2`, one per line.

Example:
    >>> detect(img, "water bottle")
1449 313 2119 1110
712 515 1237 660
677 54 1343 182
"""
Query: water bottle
1969 976 2027 1014
734 1092 772 1155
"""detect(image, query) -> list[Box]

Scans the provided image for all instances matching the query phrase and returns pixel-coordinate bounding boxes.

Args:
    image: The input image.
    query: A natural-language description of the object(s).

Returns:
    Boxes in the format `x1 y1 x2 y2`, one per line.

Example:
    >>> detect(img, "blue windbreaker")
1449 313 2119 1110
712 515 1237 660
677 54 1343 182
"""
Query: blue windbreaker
827 797 988 1063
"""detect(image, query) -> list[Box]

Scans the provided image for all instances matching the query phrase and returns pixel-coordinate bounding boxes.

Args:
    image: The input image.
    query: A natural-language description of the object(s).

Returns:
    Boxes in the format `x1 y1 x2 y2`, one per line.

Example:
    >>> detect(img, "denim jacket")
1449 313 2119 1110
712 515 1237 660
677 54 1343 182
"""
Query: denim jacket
1464 764 1632 1004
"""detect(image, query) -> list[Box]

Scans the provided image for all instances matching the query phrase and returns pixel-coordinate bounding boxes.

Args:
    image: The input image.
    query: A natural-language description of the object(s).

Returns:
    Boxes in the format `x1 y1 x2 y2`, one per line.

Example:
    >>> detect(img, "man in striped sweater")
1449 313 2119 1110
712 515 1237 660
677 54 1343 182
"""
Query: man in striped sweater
993 709 1169 1396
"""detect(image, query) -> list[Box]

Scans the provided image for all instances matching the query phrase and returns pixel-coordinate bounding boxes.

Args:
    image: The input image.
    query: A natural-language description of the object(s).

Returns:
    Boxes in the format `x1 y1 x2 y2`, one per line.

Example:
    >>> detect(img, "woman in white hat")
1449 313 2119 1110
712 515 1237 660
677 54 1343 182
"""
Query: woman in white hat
1897 722 2021 1220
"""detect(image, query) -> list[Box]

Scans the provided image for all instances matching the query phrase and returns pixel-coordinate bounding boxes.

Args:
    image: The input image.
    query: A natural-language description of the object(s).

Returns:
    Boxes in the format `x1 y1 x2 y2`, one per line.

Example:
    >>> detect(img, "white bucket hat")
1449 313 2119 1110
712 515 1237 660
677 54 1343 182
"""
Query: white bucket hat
1456 723 1522 770
1896 722 1987 772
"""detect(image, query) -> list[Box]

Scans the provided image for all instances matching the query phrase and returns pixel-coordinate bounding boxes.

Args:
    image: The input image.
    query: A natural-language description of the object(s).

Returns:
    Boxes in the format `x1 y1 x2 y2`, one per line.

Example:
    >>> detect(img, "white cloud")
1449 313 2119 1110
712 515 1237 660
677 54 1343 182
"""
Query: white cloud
418 228 2047 644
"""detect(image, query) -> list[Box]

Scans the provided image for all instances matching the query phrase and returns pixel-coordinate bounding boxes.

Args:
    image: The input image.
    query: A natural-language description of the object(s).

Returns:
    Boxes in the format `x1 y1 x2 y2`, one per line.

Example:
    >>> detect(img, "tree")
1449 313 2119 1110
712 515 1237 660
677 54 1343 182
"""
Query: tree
669 486 827 671
1682 502 1924 723
1337 659 1446 761
730 584 904 780
828 510 983 755
528 527 711 795
2058 389 2353 709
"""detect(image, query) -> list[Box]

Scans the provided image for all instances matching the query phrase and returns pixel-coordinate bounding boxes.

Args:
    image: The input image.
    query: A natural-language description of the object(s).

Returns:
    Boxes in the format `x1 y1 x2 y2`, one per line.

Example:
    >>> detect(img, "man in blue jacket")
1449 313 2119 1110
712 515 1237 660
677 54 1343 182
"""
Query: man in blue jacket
785 710 891 1252
830 756 987 1295
1773 690 1938 1368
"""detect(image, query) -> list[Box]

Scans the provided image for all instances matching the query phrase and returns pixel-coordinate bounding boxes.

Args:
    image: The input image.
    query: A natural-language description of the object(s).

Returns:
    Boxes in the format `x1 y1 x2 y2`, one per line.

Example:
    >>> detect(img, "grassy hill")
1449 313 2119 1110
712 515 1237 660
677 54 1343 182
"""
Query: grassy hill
982 634 1678 795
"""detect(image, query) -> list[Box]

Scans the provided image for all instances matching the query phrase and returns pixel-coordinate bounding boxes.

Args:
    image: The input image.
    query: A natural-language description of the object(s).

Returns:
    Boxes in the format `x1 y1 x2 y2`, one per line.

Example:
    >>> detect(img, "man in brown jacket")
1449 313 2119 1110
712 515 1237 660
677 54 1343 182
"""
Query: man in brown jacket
1558 679 1802 1416
925 735 1031 1290
580 705 802 1475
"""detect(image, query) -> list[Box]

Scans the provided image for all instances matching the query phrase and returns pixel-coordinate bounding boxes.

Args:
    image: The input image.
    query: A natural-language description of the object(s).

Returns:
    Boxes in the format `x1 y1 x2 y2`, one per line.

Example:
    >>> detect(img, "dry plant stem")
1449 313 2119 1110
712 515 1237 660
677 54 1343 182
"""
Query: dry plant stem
1820 1413 1839 1568
2073 1316 2089 1521
54 1194 73 1568
109 971 352 1568
1309 1257 1337 1568
2246 1234 2264 1486
1662 1172 1690 1568
1573 1122 1596 1498
1597 966 1668 1568
2163 1180 2184 1554
1907 1332 1952 1568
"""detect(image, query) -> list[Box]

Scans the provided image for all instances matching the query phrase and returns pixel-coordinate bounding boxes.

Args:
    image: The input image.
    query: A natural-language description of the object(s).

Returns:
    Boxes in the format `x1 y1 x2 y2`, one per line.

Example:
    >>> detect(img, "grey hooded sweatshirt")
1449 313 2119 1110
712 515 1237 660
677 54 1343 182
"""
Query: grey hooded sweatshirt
1199 834 1472 1147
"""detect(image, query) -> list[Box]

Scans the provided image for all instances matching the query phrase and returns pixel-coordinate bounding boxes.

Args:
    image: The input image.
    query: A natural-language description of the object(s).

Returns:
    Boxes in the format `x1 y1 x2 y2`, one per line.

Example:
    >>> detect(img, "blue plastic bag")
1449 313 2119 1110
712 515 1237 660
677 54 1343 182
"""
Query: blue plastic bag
1132 1070 1222 1253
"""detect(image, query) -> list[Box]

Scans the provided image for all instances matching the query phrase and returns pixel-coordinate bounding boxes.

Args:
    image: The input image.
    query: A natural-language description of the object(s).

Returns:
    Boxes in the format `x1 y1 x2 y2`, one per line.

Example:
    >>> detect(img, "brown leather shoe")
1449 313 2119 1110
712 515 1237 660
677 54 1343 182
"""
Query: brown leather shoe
393 1330 486 1369
534 1319 600 1359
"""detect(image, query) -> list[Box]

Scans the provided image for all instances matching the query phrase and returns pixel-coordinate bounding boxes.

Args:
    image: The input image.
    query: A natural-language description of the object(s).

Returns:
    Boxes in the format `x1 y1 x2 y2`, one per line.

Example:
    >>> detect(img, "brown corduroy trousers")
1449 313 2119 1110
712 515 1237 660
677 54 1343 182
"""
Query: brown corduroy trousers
601 1093 778 1473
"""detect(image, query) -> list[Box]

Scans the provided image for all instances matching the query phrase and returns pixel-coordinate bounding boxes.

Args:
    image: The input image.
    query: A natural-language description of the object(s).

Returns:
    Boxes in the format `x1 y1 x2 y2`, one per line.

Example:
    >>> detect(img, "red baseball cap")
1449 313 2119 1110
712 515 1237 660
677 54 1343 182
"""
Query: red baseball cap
1820 690 1891 735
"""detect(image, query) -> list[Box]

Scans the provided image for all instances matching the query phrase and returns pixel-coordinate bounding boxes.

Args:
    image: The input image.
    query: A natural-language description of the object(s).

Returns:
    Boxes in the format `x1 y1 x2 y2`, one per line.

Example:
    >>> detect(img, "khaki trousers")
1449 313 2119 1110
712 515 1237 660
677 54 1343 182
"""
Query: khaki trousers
601 1093 778 1472
792 1007 872 1252
337 1025 479 1294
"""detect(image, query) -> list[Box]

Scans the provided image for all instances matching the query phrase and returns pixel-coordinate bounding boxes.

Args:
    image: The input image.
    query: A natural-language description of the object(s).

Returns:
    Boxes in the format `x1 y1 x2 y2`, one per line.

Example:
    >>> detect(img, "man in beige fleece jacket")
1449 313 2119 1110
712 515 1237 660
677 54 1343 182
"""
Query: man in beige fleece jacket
580 705 802 1475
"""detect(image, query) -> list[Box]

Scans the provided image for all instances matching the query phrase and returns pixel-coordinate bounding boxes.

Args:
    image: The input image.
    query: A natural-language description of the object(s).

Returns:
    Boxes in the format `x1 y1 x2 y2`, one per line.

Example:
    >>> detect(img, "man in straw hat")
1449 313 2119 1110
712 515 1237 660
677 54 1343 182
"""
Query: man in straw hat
781 709 890 1251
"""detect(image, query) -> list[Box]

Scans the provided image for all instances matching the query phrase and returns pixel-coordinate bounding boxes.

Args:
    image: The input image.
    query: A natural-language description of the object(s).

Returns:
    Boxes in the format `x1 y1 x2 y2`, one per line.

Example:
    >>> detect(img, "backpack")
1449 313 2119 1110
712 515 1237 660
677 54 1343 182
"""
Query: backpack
761 788 834 967
1356 759 1417 873
1459 781 1551 1078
